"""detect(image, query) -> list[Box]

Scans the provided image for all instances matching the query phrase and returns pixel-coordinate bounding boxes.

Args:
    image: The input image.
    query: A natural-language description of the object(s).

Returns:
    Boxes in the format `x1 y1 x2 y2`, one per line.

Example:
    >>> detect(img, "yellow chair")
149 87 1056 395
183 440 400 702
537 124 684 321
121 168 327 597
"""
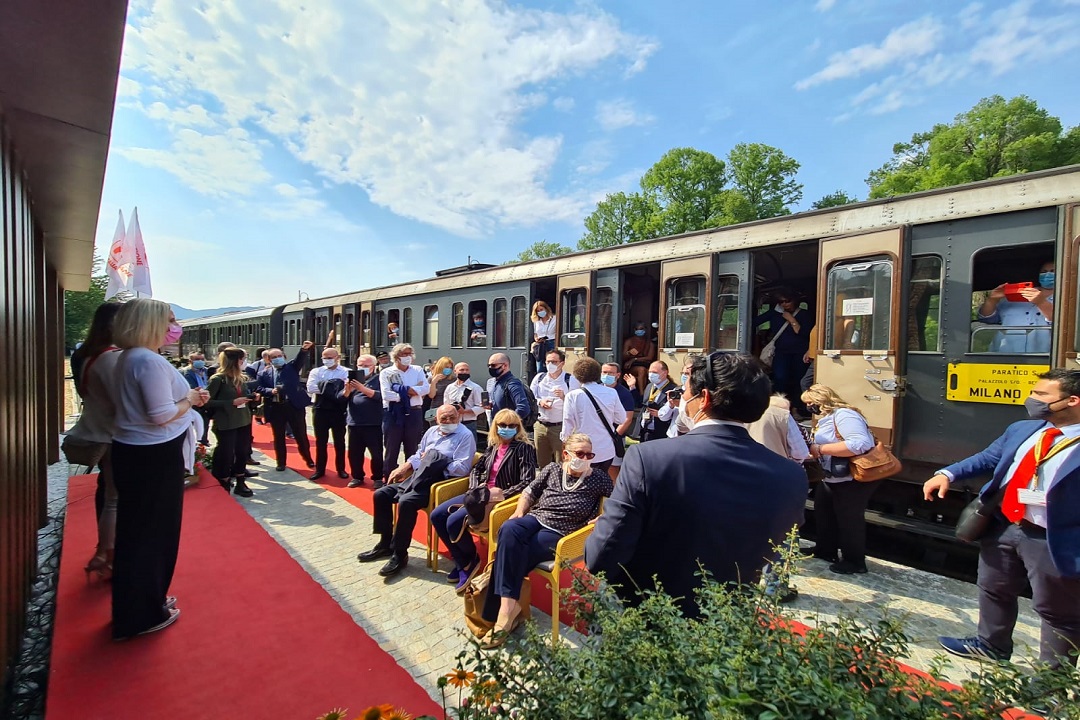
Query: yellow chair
533 522 597 643
424 452 483 571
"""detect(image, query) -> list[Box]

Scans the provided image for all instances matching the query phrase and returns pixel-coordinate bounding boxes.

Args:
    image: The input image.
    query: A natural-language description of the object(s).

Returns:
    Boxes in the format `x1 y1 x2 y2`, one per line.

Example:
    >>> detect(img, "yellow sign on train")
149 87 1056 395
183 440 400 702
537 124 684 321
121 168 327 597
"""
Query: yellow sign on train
946 363 1049 405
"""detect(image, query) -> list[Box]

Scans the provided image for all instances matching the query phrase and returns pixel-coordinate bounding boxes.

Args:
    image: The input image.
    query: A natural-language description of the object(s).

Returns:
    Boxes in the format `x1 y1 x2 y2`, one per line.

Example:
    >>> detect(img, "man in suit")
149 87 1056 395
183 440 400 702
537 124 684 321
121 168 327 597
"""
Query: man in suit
586 352 806 618
257 342 316 472
638 360 680 442
924 368 1080 670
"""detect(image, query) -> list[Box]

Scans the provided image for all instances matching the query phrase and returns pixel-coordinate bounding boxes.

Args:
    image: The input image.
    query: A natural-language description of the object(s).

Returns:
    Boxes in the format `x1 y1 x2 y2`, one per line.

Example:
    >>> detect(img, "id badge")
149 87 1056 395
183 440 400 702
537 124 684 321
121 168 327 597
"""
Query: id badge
1017 489 1047 506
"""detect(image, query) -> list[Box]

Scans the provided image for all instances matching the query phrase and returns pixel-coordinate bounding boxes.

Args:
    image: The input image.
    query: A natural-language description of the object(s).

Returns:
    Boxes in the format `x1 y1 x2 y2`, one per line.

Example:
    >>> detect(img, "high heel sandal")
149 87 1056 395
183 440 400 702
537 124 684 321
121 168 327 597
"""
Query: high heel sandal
84 555 113 583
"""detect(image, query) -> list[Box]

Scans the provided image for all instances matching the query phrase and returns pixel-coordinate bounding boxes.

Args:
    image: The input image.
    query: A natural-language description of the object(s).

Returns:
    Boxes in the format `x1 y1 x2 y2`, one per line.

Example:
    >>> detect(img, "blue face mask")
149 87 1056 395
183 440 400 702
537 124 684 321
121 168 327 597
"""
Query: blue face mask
648 372 661 386
497 427 517 440
600 374 616 386
1039 271 1055 289
192 360 205 370
442 367 452 375
680 374 688 386
271 357 286 368
634 329 646 337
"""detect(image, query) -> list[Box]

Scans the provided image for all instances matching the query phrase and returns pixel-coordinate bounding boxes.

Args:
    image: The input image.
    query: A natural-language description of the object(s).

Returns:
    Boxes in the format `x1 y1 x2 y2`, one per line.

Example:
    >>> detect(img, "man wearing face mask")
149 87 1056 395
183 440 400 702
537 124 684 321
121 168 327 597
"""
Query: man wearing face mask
376 350 392 371
665 360 696 437
601 362 638 479
358 404 476 578
485 353 530 425
181 352 212 444
586 352 806 618
978 260 1055 354
924 369 1080 673
638 361 680 442
531 350 579 465
256 342 316 472
444 362 485 439
339 354 382 488
380 343 429 486
307 347 351 481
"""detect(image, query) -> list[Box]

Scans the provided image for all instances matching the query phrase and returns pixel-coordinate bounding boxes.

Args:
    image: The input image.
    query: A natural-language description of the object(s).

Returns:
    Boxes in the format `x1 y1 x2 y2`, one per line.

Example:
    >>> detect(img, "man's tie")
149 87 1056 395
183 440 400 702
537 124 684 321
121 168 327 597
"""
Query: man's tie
1000 427 1062 522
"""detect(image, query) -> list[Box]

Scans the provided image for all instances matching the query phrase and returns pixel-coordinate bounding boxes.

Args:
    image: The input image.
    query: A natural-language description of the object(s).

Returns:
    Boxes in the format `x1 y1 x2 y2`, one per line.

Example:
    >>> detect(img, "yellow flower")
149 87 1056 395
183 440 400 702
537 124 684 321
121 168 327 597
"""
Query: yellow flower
445 668 477 688
355 705 393 720
317 710 348 720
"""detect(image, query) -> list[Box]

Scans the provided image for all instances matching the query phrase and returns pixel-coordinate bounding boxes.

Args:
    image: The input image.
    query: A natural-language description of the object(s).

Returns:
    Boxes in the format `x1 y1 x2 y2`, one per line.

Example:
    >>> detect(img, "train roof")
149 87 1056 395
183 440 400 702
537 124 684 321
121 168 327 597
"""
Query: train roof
178 307 274 326
268 164 1080 313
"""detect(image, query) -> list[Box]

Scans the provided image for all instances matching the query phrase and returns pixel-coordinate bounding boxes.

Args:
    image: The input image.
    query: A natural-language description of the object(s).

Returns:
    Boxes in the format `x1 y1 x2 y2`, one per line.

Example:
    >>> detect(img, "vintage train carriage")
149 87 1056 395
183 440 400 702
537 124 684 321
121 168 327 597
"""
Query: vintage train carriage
178 307 281 361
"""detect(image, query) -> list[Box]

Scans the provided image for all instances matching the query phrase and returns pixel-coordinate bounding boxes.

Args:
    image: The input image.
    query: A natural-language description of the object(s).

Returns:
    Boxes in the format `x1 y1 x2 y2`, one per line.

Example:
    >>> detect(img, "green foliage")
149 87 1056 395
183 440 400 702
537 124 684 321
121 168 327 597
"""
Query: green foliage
868 95 1078 199
639 147 730 237
513 241 573 263
726 142 803 220
811 190 859 209
577 192 653 250
63 256 108 350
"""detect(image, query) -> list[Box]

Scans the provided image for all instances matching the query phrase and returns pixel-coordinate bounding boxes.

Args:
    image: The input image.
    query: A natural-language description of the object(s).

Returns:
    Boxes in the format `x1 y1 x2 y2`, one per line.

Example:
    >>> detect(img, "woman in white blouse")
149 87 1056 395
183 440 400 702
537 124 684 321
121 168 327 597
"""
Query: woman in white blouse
561 357 627 473
110 299 208 639
530 300 557 374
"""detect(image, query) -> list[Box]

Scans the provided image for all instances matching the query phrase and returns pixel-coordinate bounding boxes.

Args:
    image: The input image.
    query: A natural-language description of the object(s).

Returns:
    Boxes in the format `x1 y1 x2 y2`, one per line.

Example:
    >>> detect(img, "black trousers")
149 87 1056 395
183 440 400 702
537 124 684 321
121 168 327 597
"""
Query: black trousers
313 408 347 473
348 424 384 480
212 425 251 480
381 410 424 482
265 403 312 467
372 477 438 559
111 434 185 638
813 478 880 567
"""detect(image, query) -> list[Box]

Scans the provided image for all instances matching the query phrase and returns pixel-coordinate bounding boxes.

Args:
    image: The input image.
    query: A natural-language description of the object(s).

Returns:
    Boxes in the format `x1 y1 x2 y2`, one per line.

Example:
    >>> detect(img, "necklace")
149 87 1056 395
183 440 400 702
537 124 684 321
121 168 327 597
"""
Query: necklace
562 467 585 492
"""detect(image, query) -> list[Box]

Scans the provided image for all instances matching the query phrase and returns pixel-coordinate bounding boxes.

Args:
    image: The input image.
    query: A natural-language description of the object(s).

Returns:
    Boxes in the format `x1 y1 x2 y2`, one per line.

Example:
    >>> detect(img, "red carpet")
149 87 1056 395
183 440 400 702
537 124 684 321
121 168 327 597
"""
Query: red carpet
47 470 441 720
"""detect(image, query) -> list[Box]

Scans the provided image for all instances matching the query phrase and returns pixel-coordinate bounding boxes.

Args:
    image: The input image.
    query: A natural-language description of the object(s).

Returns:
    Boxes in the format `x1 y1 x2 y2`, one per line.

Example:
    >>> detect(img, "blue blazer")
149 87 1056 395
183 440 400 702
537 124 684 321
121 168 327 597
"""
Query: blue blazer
256 355 310 410
943 419 1080 577
585 423 807 617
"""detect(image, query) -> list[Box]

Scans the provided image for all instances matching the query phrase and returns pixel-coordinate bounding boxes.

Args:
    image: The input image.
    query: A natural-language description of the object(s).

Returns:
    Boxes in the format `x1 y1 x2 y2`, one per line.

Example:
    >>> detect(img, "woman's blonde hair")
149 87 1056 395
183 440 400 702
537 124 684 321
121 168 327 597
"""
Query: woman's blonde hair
800 384 864 418
430 356 453 378
113 298 171 350
487 408 529 446
562 433 593 458
530 300 553 323
214 348 248 391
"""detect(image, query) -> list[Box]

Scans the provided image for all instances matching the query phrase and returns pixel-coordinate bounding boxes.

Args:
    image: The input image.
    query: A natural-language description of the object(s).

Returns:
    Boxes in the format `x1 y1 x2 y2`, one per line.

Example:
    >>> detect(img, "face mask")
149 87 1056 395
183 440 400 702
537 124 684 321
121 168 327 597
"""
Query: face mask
1025 396 1067 420
164 323 183 345
546 362 560 374
634 329 646 337
192 360 205 370
322 358 336 367
359 366 370 376
497 427 517 440
488 366 503 378
271 357 286 368
805 404 821 416
567 456 590 474
442 367 452 376
439 423 459 435
474 320 484 327
680 374 688 386
399 355 413 366
537 310 547 318
648 372 661 386
379 361 391 369
457 372 470 382
600 374 616 386
1039 271 1055 289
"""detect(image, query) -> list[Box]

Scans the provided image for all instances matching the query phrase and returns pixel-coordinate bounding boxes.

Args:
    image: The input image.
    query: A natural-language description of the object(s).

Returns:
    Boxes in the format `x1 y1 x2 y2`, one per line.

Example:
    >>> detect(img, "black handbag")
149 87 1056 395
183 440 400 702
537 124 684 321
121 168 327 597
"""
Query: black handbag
955 487 1005 544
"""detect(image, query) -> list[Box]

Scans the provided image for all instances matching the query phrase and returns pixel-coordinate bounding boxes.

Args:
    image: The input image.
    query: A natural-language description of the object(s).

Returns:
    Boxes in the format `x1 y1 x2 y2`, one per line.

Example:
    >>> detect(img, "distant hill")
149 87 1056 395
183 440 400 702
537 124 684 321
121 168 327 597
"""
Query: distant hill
170 303 260 321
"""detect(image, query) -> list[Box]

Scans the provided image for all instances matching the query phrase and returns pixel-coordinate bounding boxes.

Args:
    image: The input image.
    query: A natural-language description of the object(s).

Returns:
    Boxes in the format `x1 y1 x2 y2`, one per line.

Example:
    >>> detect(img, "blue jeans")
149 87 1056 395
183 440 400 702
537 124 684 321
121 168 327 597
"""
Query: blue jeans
431 494 478 569
493 515 562 600
535 338 555 373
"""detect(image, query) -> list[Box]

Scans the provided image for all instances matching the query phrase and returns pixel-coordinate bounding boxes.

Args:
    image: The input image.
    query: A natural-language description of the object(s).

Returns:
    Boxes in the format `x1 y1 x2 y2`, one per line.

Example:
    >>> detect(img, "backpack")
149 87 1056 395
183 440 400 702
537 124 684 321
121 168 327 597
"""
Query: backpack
524 372 571 431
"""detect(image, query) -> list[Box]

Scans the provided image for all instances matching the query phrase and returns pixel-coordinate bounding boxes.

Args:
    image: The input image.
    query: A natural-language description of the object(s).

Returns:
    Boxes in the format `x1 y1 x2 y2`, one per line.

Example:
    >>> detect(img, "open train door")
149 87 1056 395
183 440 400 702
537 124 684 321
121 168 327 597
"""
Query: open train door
659 255 715 372
359 302 374 358
557 271 592 373
1058 205 1080 370
816 229 906 449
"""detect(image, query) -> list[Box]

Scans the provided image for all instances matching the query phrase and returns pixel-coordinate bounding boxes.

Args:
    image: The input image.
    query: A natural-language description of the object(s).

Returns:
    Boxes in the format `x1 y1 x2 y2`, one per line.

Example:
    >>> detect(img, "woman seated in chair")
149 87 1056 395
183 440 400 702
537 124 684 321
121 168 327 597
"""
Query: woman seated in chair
481 433 613 649
431 409 537 593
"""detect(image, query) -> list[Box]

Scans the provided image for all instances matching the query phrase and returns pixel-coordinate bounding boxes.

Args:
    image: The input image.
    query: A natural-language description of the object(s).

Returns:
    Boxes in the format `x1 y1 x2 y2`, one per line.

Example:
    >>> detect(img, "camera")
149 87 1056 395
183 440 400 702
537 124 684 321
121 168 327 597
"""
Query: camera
666 388 683 400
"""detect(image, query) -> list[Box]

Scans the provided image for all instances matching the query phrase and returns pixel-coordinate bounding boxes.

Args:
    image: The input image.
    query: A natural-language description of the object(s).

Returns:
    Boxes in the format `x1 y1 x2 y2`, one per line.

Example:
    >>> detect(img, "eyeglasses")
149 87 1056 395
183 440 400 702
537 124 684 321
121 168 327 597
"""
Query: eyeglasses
496 423 519 429
567 450 596 460
487 364 505 369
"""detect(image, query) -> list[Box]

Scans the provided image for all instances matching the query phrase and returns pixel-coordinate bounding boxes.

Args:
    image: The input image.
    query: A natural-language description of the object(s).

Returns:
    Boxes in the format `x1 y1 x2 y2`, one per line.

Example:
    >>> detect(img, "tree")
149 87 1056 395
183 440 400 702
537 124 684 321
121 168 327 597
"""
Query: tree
639 147 729 237
867 95 1077 199
514 240 573 262
64 256 108 350
811 190 859 209
726 142 803 220
577 191 653 250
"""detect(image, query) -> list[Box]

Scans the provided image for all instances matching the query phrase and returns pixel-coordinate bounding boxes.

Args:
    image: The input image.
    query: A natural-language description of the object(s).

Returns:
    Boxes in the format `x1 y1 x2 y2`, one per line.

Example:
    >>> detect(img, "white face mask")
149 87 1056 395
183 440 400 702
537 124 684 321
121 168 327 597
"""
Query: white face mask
546 362 560 374
322 358 336 367
359 366 371 376
399 355 413 366
677 396 695 432
439 422 458 435
538 310 547 318
567 456 590 474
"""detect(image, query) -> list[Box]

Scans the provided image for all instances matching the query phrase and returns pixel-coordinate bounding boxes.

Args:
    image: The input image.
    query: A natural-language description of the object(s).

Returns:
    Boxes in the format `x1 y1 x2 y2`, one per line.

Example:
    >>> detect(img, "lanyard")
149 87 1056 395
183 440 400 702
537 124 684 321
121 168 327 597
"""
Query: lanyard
1028 432 1080 490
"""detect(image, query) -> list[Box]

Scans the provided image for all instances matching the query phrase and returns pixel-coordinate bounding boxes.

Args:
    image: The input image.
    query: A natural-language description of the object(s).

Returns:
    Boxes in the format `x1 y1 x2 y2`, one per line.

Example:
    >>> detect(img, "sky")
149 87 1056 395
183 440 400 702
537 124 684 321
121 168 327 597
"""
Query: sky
94 0 1080 310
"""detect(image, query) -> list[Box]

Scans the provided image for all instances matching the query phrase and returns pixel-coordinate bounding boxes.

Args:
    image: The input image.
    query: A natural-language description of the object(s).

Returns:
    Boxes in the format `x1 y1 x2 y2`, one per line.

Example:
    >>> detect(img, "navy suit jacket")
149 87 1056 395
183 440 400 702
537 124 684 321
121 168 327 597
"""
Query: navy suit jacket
943 419 1080 577
585 422 807 617
256 355 310 410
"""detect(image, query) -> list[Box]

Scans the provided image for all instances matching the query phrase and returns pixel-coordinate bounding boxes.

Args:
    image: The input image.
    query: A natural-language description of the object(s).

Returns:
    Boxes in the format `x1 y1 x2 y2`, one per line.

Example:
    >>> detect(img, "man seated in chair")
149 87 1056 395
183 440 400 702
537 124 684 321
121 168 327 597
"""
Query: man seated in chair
358 404 476 578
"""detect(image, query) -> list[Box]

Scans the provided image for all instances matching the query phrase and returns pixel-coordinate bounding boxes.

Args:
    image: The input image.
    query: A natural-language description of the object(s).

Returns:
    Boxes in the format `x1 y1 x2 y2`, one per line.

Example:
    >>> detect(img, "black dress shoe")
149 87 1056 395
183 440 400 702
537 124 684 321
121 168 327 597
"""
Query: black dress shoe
338 470 349 479
347 478 364 488
378 555 407 577
829 560 868 575
309 471 325 481
357 544 393 563
305 460 316 469
275 465 286 472
243 469 259 477
216 476 233 491
233 480 254 498
373 479 386 489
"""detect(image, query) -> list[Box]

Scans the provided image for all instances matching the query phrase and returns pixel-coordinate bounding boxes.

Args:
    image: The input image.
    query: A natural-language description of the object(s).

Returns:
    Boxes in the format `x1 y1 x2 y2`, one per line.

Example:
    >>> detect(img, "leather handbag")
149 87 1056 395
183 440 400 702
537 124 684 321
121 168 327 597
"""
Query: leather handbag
463 555 531 639
61 434 108 469
834 418 902 482
955 488 1005 543
759 322 790 367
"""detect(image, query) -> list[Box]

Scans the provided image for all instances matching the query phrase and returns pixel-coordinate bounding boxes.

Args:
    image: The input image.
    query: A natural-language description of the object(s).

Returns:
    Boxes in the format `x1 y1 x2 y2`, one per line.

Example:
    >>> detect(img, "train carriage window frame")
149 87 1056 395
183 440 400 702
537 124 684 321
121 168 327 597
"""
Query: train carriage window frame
361 310 371 347
665 276 706 349
468 300 488 348
510 296 528 348
344 313 354 351
423 305 439 348
402 307 413 344
906 255 942 354
968 242 1054 356
560 287 587 348
493 298 508 347
824 256 893 352
451 302 464 348
713 274 741 351
375 311 386 347
593 286 614 352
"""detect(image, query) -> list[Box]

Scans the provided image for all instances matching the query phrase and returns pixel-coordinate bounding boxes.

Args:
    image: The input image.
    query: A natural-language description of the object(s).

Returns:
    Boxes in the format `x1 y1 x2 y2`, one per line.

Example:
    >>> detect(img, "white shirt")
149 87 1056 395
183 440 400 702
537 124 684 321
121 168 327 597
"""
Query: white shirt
534 316 557 340
1002 423 1080 527
561 382 627 462
444 378 485 422
113 347 198 445
306 363 350 395
530 369 580 423
380 364 430 408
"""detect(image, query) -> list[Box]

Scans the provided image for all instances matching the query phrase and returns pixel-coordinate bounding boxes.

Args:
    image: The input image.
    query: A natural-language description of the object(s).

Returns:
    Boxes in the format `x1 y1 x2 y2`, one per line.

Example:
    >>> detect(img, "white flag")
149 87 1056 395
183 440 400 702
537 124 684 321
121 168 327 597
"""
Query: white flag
104 209 132 300
128 207 153 297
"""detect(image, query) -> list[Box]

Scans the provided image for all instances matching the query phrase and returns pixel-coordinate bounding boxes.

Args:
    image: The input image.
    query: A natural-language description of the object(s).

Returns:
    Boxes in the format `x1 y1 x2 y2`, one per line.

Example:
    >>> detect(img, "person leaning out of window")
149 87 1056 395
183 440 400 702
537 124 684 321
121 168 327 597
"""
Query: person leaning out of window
977 260 1054 354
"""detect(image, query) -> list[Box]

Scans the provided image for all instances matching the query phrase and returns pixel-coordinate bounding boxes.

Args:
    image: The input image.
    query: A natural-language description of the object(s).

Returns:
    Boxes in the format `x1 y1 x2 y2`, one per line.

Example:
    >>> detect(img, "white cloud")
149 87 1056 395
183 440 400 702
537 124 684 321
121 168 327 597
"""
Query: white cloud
795 16 944 89
968 0 1080 76
815 0 837 11
553 96 576 112
595 99 653 131
120 0 657 237
958 2 983 29
143 101 218 129
117 76 142 97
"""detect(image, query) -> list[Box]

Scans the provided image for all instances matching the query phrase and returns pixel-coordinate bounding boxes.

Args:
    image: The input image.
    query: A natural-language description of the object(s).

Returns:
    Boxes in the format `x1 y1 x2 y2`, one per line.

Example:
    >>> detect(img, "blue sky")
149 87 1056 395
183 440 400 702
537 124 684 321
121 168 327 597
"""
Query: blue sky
95 0 1080 310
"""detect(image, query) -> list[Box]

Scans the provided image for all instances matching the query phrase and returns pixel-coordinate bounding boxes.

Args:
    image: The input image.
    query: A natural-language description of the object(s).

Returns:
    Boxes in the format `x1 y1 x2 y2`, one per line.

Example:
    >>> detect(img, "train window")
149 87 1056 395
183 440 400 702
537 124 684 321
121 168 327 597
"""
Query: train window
468 301 488 347
424 305 439 347
970 243 1053 354
561 288 587 347
714 275 740 351
825 256 892 352
345 313 354 350
288 320 295 346
593 287 613 351
402 308 413 344
387 309 400 345
511 296 528 348
665 277 706 349
376 311 386 346
361 311 371 347
451 303 464 348
493 298 508 347
907 256 942 352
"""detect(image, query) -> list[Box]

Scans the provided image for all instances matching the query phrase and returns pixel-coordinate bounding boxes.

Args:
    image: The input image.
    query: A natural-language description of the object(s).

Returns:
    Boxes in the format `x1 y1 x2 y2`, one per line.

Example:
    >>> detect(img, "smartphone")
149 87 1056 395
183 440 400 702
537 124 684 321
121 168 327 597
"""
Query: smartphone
1003 282 1033 302
481 391 490 405
347 369 361 382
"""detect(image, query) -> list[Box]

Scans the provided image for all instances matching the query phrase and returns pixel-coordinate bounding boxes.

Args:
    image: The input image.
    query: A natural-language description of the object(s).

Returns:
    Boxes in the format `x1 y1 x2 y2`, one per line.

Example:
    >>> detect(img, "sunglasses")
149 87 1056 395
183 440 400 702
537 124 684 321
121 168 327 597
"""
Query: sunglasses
496 423 519 429
566 450 596 460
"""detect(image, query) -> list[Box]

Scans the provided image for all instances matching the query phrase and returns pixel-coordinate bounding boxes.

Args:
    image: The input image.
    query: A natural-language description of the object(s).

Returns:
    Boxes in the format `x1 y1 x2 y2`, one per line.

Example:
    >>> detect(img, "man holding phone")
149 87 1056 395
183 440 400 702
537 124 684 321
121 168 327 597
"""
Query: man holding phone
443 362 484 439
340 354 383 487
639 361 680 442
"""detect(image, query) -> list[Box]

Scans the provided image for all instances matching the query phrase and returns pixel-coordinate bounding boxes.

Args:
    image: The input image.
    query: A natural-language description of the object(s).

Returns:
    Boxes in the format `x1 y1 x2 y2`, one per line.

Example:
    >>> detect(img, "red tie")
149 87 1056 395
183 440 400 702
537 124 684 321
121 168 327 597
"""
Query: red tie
1000 428 1062 522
